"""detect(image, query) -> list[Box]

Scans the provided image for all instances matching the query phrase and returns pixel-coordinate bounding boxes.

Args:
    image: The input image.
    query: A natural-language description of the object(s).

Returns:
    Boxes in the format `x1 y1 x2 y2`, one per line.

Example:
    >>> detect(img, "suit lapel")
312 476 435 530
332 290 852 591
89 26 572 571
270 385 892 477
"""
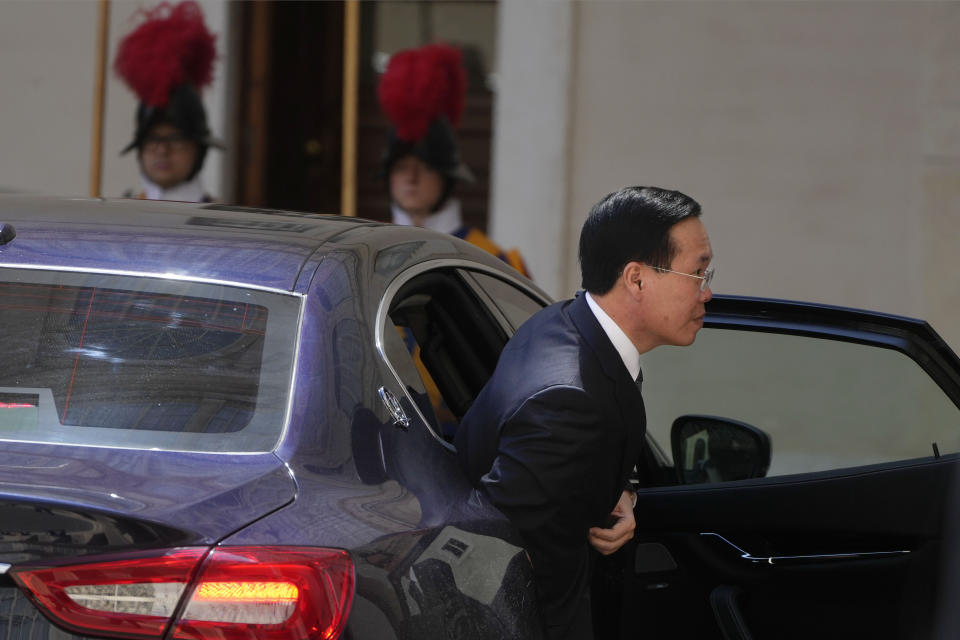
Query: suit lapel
566 294 646 489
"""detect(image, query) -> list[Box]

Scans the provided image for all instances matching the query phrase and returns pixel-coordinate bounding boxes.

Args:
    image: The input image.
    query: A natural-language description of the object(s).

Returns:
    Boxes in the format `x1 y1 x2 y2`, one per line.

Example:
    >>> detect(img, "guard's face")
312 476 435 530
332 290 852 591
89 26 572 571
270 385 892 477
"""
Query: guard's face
389 156 444 221
641 217 714 347
139 123 199 190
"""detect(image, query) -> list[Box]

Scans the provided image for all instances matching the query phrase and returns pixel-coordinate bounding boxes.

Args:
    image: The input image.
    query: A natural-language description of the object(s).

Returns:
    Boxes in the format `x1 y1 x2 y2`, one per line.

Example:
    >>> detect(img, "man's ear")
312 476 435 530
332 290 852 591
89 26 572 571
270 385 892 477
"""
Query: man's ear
621 261 645 296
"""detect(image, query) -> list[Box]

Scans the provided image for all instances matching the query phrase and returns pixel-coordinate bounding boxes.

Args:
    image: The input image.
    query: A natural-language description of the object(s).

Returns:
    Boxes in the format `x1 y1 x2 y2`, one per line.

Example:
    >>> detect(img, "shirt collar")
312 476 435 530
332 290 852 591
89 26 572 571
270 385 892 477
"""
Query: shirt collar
584 292 642 382
391 198 463 234
140 174 207 203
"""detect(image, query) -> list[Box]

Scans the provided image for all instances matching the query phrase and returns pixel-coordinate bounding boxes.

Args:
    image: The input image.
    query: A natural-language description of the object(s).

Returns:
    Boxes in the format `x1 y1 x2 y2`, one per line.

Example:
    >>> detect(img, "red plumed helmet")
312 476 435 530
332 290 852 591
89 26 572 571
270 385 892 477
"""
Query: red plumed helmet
378 43 466 142
114 1 217 108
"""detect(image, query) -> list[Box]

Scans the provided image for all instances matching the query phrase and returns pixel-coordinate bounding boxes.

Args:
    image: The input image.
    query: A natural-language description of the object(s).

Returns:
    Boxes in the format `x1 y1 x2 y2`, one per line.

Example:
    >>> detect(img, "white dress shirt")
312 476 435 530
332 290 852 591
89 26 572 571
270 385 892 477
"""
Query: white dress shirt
584 292 642 383
141 174 208 203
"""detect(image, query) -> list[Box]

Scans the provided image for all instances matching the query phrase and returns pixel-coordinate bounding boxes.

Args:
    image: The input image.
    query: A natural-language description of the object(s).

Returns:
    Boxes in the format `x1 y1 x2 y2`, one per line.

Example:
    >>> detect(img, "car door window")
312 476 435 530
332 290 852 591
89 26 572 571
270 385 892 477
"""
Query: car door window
640 328 960 479
462 271 546 332
380 267 546 446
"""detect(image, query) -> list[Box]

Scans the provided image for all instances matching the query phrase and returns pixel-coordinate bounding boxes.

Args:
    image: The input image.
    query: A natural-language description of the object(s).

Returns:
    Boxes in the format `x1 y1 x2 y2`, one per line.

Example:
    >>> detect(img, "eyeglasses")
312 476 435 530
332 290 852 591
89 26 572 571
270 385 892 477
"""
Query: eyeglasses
142 134 192 152
652 265 715 292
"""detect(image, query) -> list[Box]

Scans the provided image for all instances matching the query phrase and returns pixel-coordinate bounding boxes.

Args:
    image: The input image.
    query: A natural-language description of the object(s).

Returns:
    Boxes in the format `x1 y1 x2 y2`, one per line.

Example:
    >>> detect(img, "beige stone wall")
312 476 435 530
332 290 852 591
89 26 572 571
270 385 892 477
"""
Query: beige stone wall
922 7 960 354
492 0 960 352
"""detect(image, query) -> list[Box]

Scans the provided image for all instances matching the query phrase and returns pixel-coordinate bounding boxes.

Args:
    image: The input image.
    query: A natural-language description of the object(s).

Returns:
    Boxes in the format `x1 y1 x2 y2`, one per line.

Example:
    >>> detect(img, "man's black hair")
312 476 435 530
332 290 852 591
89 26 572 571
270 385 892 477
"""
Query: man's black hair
579 186 702 294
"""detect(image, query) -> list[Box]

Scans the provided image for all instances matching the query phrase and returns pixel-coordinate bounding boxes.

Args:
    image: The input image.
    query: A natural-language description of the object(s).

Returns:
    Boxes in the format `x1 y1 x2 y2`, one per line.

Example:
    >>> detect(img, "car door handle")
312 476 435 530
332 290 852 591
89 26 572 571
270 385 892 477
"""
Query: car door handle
378 387 410 431
701 532 911 566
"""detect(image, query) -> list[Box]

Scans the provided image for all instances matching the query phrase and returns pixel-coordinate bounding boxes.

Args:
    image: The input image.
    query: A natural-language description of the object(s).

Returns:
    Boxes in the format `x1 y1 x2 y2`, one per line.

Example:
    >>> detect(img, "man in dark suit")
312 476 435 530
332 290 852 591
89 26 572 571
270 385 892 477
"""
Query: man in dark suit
455 186 714 639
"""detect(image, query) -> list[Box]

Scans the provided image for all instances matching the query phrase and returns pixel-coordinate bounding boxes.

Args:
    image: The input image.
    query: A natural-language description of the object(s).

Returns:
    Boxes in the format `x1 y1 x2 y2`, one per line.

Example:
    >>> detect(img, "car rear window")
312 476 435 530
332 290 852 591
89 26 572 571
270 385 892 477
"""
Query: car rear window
0 268 301 453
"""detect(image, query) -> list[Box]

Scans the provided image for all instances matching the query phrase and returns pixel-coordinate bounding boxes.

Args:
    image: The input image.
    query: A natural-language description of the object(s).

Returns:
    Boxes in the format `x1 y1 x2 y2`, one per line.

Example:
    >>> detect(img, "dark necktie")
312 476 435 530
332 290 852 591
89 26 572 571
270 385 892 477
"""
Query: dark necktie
635 368 643 392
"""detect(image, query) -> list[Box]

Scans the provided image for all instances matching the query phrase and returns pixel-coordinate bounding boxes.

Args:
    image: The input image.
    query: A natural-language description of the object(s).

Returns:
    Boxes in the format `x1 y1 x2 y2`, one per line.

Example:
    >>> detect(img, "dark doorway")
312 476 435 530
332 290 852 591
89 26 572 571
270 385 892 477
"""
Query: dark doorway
236 1 344 214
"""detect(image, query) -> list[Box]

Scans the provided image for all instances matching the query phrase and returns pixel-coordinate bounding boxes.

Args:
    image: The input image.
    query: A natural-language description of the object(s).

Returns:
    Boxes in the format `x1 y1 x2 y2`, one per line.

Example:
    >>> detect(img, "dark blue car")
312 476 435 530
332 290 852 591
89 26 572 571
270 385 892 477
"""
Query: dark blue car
1 196 957 640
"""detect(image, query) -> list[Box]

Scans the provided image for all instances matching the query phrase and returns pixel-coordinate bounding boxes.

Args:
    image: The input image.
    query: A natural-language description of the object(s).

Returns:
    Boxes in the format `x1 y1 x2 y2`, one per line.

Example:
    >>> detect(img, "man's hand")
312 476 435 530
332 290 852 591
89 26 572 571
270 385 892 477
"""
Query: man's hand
588 489 636 555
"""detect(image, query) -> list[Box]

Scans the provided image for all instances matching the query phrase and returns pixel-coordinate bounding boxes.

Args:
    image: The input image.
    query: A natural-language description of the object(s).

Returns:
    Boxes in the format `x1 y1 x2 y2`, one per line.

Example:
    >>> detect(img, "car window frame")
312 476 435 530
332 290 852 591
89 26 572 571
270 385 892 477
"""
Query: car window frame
459 270 548 334
374 259 551 450
640 294 960 486
705 295 960 412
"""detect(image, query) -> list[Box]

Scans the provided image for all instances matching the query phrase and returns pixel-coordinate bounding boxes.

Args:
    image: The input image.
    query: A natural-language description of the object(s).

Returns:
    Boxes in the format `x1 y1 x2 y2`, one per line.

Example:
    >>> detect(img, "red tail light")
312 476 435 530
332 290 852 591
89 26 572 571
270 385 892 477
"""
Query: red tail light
11 546 355 640
11 548 204 639
173 547 354 640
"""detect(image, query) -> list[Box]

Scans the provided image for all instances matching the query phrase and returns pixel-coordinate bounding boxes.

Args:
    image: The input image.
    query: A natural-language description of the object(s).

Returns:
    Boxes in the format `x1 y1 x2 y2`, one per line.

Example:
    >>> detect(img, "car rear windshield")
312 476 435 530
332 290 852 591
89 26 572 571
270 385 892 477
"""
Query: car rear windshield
0 268 301 453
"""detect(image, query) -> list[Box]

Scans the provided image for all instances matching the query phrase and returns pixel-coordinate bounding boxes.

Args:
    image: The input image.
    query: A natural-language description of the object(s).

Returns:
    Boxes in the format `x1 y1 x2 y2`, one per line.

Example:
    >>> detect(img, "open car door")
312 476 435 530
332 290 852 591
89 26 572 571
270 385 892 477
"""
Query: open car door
626 295 960 640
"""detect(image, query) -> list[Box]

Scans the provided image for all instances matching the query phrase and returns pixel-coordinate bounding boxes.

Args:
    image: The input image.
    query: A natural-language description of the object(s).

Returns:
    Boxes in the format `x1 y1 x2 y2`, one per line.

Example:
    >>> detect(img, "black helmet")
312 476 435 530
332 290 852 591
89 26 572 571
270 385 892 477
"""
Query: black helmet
381 117 473 182
121 84 221 180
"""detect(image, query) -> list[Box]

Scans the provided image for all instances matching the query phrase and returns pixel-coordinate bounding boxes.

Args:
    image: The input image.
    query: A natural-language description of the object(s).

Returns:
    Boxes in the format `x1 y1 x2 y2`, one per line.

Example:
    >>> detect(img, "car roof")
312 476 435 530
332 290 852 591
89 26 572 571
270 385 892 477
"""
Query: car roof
0 195 385 291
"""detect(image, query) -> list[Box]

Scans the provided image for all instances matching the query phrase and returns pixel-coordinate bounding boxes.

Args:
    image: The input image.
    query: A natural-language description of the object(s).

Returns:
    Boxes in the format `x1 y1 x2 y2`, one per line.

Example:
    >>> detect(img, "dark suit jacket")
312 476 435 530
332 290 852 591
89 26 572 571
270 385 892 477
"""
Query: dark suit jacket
455 293 646 638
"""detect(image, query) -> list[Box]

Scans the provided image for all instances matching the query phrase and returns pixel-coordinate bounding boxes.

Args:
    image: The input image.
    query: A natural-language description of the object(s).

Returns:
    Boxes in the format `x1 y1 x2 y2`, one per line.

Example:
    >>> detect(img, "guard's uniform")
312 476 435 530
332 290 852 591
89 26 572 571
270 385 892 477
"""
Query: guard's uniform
454 226 531 279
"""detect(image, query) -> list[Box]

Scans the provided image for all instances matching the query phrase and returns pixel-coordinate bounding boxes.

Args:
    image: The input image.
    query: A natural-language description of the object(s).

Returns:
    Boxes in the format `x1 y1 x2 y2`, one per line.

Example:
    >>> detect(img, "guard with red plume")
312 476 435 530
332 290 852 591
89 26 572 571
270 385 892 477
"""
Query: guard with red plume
114 1 221 201
377 43 530 278
378 43 473 185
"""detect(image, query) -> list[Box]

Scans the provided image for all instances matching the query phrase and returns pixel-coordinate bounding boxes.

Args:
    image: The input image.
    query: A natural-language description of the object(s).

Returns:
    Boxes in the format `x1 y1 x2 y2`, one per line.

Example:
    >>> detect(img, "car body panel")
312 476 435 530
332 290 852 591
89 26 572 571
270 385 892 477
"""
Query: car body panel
0 195 377 290
0 196 545 640
0 446 294 561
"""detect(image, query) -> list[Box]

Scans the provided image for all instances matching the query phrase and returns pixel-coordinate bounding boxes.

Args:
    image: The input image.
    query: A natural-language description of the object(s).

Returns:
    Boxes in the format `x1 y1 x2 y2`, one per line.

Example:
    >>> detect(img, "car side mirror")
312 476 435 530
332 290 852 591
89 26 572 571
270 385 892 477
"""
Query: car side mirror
670 415 771 485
